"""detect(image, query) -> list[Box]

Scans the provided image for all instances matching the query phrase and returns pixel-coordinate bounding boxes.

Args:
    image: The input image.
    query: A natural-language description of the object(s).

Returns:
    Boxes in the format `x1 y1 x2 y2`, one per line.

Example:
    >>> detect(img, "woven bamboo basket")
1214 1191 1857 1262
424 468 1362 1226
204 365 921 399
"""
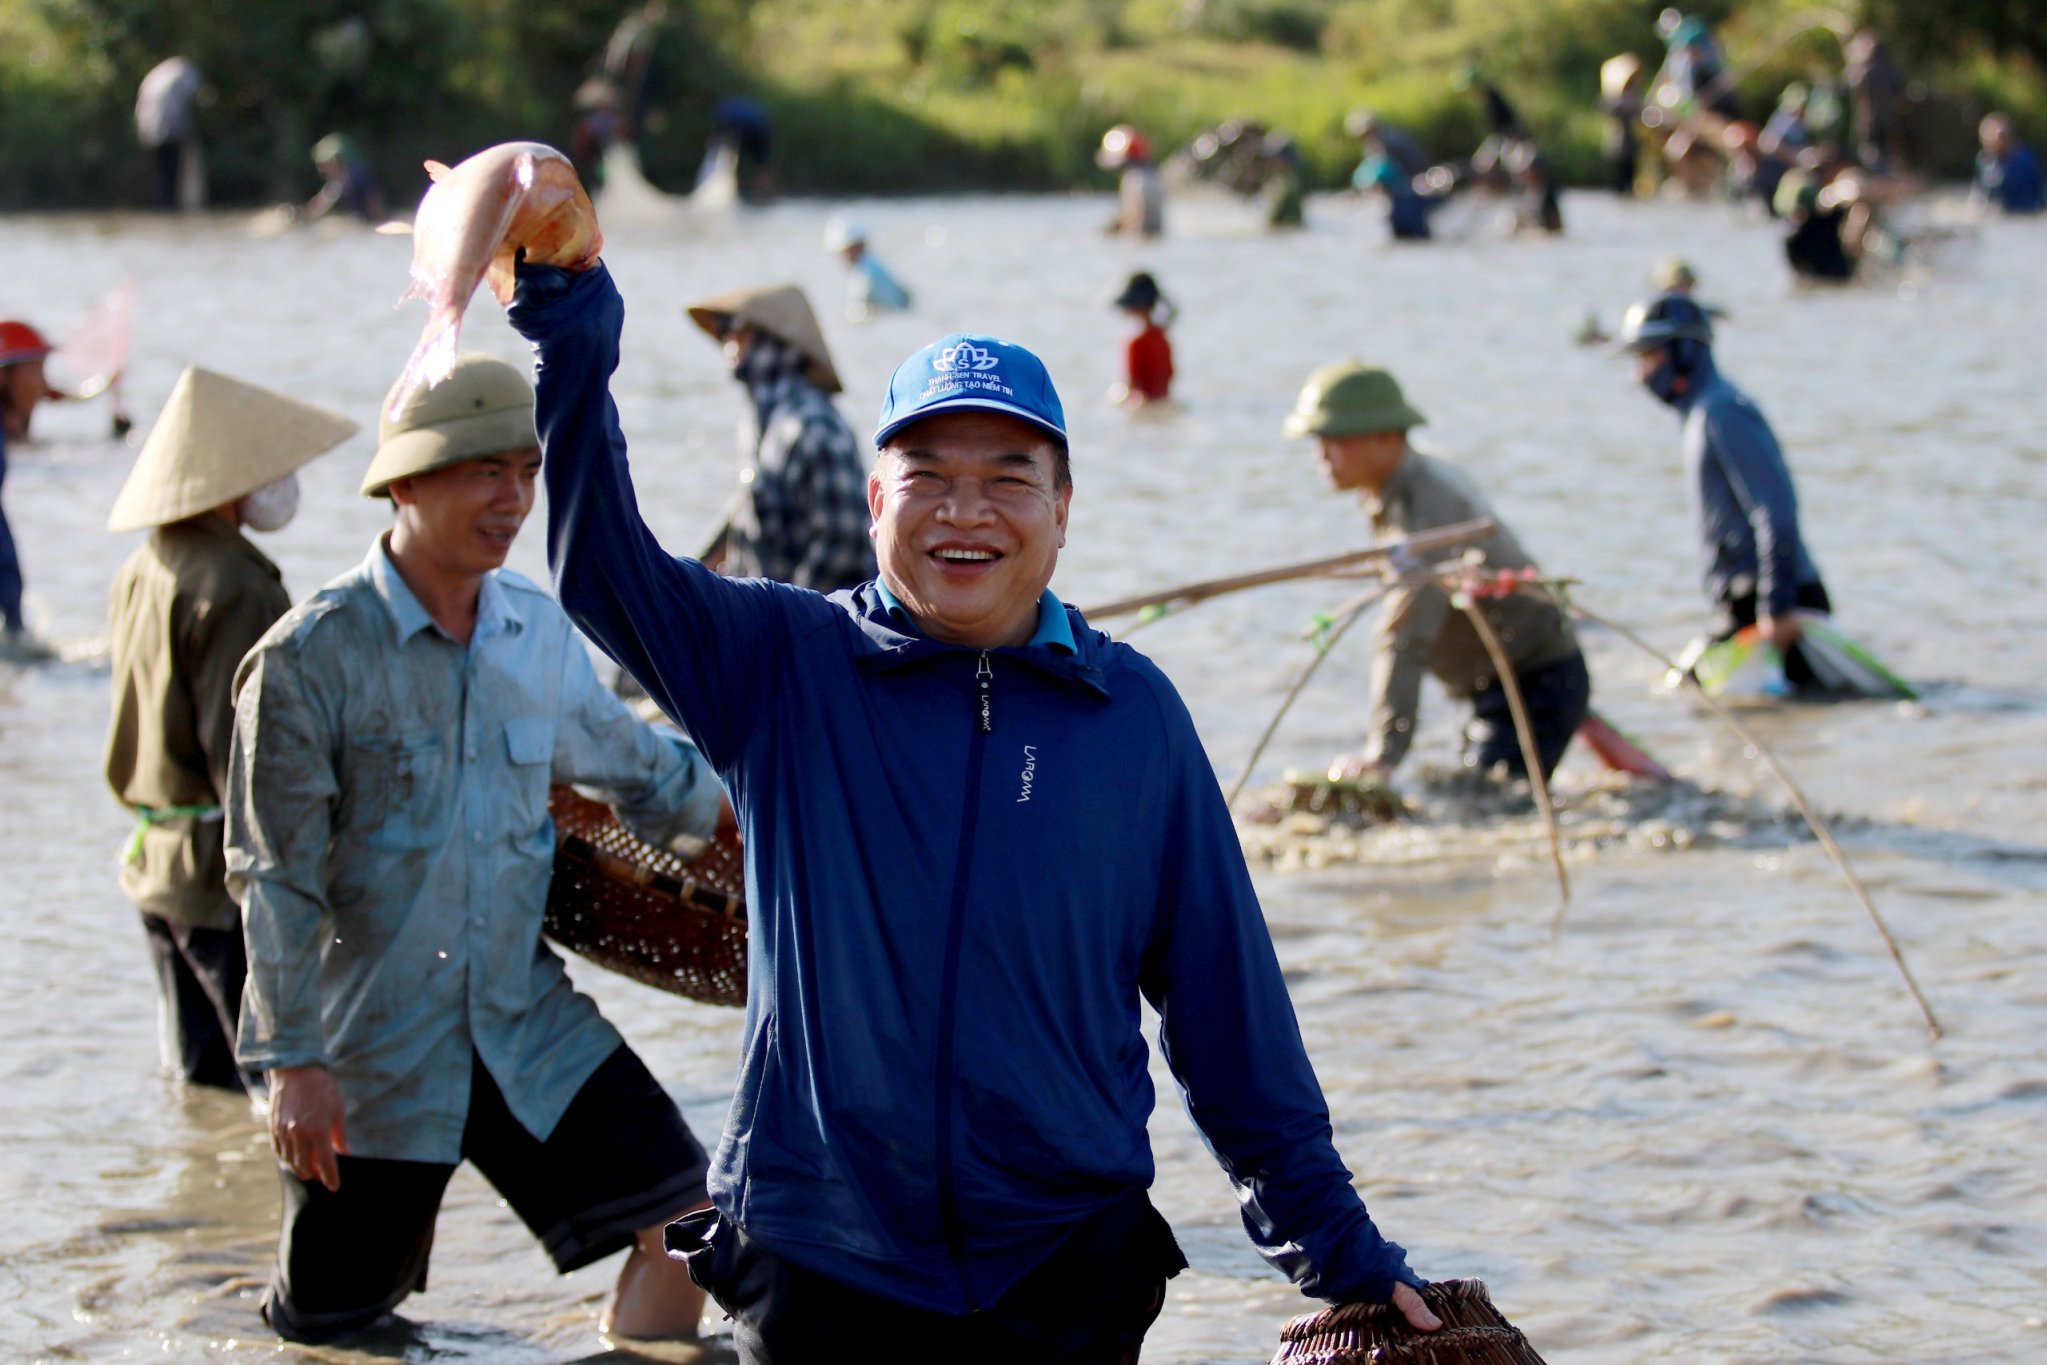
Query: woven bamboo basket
1270 1281 1547 1365
542 785 748 1006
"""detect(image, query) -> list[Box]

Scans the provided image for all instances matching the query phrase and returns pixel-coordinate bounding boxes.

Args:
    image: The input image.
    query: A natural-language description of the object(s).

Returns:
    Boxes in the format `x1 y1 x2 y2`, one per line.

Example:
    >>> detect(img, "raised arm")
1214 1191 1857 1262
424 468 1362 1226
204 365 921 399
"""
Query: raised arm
507 262 786 766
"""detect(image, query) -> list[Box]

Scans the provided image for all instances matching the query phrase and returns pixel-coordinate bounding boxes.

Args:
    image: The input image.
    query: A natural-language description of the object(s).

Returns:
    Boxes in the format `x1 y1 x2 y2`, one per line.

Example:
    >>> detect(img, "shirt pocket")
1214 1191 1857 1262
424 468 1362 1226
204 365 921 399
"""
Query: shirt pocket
502 715 557 859
350 729 449 851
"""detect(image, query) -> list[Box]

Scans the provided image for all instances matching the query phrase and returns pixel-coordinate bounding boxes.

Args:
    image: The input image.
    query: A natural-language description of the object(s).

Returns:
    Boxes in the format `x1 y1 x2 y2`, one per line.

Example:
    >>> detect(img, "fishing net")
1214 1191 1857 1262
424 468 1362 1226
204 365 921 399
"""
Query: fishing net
1270 1281 1547 1365
542 785 748 1006
46 281 134 397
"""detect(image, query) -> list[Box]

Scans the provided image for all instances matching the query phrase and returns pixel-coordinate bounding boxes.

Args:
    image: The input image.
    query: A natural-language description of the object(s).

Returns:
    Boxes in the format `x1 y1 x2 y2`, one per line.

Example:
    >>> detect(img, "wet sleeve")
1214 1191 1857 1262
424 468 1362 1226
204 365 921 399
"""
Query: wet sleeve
226 648 338 1073
1141 678 1425 1303
1706 407 1804 619
551 635 724 848
183 574 289 803
509 262 787 770
1367 580 1450 769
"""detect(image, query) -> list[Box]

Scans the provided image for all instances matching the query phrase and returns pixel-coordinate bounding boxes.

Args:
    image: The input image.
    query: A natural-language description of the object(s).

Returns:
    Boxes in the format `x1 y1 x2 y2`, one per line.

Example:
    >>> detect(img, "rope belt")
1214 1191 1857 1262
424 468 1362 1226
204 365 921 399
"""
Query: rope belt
123 803 223 865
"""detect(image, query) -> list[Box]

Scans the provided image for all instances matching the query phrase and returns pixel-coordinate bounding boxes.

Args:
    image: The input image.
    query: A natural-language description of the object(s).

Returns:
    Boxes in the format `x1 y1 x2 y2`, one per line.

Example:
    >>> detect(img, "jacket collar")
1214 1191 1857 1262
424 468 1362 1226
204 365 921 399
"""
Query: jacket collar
156 513 282 580
849 581 1109 698
1673 354 1723 415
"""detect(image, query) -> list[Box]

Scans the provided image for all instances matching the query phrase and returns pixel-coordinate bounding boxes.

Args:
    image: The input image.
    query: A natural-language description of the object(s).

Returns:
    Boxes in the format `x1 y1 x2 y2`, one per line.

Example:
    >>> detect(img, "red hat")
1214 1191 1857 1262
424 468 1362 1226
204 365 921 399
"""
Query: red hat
0 320 53 368
1096 124 1152 169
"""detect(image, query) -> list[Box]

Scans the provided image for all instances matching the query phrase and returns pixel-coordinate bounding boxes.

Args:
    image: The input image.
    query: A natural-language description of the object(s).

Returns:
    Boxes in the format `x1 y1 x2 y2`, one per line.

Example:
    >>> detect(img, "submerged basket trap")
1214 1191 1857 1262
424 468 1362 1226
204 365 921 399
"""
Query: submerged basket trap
1270 1280 1547 1365
542 785 748 1007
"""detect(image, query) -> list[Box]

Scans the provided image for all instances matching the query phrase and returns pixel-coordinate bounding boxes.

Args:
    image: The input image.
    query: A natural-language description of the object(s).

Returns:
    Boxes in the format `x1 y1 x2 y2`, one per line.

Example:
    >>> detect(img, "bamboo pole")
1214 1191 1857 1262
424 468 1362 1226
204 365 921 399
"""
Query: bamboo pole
1568 598 1943 1042
1223 582 1394 808
1459 596 1570 916
1081 518 1496 622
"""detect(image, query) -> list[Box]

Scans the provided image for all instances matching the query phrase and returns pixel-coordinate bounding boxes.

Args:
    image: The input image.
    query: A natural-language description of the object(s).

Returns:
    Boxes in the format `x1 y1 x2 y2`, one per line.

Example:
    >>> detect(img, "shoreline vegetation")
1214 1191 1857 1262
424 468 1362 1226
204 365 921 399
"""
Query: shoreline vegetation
3 0 2043 210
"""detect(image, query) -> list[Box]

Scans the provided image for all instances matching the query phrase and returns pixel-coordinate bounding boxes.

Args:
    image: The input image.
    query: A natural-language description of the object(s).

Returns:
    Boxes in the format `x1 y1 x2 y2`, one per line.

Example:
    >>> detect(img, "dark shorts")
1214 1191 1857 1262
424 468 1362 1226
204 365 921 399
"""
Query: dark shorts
671 1191 1186 1365
262 1043 709 1343
1463 649 1592 781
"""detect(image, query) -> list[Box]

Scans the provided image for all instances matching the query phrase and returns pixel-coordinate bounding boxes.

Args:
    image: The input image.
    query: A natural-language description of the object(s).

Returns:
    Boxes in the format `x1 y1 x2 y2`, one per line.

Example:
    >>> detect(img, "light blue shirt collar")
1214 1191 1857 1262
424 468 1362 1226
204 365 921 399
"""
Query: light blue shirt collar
874 582 1076 654
366 535 524 647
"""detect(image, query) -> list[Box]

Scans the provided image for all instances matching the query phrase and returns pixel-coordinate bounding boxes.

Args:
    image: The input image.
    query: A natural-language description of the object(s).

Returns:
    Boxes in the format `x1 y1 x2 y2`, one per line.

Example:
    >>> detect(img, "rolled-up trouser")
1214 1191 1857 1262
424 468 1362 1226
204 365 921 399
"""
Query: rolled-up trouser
672 1189 1187 1365
1462 649 1592 781
140 912 252 1093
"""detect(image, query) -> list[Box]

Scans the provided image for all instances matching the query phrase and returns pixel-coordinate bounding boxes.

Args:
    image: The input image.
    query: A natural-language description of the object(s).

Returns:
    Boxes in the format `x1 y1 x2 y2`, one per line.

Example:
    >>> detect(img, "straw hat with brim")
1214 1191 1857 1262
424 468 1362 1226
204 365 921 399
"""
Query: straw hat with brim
361 353 538 498
108 367 358 532
686 285 844 394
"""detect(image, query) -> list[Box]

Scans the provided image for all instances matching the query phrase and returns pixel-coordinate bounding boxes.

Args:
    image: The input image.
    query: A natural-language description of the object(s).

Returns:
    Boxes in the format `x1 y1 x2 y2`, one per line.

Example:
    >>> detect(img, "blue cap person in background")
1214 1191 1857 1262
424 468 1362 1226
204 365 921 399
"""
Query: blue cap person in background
1618 294 1837 689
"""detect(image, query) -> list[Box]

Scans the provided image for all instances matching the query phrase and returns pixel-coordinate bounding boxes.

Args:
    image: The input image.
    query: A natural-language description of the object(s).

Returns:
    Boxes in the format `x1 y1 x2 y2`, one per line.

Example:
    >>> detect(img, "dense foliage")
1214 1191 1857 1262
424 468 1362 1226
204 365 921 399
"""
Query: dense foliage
1 0 2042 209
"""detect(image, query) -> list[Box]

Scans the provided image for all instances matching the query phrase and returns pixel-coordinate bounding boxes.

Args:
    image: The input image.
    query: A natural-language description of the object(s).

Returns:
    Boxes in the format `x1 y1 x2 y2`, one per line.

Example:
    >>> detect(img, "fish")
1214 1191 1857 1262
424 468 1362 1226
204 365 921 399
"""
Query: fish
382 141 602 421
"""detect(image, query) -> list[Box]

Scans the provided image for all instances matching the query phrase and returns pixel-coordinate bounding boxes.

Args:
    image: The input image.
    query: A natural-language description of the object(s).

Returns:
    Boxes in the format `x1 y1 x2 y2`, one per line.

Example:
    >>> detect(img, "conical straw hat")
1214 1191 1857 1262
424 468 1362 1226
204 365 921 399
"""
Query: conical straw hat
109 367 358 532
686 284 844 394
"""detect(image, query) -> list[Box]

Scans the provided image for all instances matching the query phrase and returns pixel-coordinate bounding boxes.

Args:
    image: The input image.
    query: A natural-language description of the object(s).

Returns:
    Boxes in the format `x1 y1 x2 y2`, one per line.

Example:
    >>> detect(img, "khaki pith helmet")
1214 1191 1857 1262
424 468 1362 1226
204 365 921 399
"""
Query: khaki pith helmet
1283 362 1427 439
361 353 538 498
685 284 844 394
108 367 358 532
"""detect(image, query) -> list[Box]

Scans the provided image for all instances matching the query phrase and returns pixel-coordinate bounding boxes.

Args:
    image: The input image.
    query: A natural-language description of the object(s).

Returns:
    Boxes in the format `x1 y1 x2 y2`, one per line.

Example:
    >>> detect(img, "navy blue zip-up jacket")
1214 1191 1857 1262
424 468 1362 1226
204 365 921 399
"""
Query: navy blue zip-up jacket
1676 358 1821 619
509 264 1423 1314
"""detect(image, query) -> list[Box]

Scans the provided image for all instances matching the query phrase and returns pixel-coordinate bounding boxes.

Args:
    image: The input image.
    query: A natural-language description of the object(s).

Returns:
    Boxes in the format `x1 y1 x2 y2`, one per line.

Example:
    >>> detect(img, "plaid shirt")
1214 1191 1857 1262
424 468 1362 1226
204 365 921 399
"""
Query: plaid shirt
726 334 876 591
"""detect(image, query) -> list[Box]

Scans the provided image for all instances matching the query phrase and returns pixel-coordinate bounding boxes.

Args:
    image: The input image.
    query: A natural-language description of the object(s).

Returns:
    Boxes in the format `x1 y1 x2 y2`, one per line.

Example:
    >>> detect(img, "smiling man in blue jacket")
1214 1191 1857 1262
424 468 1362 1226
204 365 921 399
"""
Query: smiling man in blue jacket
509 262 1439 1362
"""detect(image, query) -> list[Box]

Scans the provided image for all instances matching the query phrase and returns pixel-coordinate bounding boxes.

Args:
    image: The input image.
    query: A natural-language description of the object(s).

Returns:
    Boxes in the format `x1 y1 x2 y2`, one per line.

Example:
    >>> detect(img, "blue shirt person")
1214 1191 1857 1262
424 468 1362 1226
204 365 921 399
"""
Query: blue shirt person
228 354 723 1346
1619 295 1834 683
508 261 1445 1361
825 217 913 317
1977 114 2045 215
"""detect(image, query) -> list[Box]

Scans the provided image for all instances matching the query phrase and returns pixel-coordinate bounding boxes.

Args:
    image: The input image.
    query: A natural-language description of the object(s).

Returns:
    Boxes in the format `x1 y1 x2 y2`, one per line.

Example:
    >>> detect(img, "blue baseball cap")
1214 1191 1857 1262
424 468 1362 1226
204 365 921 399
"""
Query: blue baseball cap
873 334 1068 449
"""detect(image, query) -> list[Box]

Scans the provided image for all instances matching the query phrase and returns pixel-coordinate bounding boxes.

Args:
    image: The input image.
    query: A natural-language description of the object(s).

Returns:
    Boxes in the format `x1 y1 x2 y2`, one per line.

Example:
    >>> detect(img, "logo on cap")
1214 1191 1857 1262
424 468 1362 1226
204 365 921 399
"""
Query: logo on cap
933 342 1001 374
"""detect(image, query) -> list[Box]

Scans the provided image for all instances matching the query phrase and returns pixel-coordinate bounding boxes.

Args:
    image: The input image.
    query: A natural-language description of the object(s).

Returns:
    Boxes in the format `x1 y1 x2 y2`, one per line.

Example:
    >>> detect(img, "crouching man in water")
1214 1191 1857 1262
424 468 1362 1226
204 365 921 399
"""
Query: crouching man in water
1618 294 1834 689
226 355 725 1344
1286 363 1588 786
509 261 1442 1362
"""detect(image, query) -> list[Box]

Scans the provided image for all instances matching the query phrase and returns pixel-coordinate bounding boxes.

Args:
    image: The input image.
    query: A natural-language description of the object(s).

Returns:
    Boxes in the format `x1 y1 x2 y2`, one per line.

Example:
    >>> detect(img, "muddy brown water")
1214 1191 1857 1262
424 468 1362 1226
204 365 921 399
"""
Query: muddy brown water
2 190 2043 1362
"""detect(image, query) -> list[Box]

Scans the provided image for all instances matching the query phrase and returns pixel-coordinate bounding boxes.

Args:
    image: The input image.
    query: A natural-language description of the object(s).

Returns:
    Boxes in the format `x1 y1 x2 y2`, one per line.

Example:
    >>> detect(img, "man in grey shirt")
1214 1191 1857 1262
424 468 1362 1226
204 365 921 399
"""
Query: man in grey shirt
228 355 725 1345
1285 362 1588 783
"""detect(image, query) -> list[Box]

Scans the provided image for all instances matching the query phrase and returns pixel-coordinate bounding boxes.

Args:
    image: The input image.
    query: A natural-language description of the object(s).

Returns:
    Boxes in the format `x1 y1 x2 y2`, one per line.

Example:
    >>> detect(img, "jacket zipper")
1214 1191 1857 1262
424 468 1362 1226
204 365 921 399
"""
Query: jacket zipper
934 649 992 1306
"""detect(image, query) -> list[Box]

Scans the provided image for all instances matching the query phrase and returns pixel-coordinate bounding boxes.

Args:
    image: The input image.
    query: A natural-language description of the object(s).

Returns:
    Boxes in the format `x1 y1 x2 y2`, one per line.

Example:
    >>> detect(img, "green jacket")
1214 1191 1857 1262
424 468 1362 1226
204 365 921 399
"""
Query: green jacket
105 516 289 929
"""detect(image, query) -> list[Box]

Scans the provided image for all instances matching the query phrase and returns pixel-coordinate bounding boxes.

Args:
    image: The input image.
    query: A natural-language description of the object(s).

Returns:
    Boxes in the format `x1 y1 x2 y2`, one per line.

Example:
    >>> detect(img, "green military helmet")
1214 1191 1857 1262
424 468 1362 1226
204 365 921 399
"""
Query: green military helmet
1283 362 1428 439
361 353 538 498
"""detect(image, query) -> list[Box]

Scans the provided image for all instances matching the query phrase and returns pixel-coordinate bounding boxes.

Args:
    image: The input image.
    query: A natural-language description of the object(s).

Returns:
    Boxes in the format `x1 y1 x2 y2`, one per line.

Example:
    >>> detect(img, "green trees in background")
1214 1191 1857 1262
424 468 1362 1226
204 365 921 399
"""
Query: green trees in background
1 0 2043 209
0 0 751 208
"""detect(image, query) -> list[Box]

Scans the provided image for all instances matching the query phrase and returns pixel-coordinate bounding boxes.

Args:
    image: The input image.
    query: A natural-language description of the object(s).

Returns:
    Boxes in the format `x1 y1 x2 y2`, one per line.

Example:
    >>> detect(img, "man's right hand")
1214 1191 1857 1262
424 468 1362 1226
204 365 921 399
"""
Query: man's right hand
1391 1281 1442 1332
268 1064 349 1192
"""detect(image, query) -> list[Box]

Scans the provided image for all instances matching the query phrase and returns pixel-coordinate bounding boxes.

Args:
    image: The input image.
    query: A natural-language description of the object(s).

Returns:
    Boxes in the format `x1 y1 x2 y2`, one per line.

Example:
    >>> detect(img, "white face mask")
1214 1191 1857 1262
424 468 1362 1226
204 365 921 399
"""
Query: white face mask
239 472 301 533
